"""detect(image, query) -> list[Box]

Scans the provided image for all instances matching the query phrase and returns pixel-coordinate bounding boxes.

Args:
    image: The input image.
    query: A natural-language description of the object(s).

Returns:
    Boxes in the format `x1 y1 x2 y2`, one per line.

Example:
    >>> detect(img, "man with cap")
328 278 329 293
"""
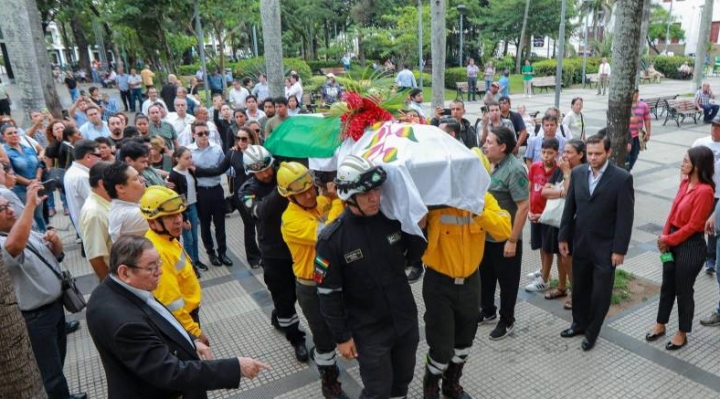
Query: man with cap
316 155 427 399
277 161 347 399
139 185 209 346
321 74 343 107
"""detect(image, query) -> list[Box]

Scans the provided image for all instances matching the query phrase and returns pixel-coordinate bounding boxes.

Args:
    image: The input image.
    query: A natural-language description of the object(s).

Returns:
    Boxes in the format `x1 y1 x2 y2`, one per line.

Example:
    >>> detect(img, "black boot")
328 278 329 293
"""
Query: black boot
318 365 349 399
270 310 282 331
441 362 472 399
423 367 442 399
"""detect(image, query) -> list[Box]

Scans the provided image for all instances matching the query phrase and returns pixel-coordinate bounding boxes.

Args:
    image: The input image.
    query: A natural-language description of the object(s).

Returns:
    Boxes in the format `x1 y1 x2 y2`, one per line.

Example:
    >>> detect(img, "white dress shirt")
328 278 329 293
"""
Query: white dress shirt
63 162 91 231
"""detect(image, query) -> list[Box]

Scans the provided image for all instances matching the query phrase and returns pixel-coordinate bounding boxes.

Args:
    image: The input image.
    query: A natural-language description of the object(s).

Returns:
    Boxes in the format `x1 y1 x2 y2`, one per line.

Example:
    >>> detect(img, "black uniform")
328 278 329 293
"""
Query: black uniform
238 176 304 346
316 209 427 399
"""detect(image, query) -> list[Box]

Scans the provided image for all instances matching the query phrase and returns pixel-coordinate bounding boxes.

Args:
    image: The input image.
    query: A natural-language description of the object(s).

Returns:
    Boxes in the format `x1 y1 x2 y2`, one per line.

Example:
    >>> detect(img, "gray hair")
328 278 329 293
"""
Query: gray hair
109 235 154 275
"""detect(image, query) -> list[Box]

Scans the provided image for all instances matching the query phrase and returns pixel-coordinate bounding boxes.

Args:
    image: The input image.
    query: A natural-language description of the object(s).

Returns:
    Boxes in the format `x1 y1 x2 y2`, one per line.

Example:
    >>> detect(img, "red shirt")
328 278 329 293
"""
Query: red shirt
662 180 714 247
529 161 557 214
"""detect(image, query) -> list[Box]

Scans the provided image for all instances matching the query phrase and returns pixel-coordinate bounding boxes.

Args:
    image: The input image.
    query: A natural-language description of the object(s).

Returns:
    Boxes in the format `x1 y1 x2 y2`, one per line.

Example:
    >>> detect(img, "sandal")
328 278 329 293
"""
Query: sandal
564 300 573 310
544 288 567 300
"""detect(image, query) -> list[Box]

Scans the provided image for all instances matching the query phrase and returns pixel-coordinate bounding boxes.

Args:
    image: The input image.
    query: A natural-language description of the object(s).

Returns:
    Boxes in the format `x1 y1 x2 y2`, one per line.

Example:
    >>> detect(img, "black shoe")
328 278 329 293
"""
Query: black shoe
645 330 666 342
560 326 584 338
489 319 514 340
220 254 233 266
65 320 80 335
478 312 497 325
581 338 595 351
665 339 687 351
69 394 87 399
209 254 222 267
293 342 309 362
407 266 424 284
248 258 262 269
193 267 202 279
195 261 209 271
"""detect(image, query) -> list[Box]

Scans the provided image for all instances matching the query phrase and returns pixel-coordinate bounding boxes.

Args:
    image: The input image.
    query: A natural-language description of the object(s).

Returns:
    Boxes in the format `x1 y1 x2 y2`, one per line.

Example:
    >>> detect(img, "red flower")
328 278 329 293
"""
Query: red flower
340 91 394 141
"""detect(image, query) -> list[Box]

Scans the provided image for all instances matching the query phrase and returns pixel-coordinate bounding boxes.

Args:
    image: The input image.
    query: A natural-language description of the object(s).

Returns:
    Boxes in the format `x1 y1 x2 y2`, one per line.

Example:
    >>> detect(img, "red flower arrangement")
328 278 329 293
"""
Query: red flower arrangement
340 92 394 141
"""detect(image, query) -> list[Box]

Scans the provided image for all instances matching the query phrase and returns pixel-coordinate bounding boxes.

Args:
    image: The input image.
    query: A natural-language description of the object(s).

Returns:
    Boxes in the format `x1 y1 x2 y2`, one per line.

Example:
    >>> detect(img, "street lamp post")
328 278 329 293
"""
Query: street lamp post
581 0 590 85
418 0 423 89
665 0 674 54
457 4 466 67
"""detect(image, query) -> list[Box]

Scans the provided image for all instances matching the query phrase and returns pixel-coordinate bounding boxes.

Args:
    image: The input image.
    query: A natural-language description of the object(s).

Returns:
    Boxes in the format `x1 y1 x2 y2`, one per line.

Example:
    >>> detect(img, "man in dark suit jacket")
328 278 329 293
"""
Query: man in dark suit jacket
558 134 634 351
87 235 269 399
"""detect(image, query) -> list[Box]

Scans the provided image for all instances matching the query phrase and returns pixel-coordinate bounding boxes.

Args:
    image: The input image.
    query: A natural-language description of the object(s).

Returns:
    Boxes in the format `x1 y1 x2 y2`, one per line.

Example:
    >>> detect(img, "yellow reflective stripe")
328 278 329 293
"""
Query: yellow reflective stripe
166 298 185 312
439 215 473 225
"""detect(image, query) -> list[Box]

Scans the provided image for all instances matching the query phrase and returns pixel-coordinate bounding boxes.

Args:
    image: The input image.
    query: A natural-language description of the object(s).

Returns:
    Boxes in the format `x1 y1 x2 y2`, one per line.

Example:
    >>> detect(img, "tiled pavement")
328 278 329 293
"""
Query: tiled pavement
5 76 720 398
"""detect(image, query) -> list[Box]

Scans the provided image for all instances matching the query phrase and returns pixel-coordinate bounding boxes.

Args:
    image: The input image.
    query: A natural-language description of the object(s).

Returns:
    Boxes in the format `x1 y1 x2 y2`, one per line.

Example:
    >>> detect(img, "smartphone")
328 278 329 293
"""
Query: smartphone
38 179 57 197
443 108 452 116
61 109 69 119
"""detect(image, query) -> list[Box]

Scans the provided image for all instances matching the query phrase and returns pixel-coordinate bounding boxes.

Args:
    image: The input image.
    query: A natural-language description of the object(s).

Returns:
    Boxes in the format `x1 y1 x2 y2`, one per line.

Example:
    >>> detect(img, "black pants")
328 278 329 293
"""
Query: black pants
263 258 304 345
423 267 479 368
196 185 226 256
357 327 419 399
571 255 615 342
233 196 261 263
657 234 706 332
119 89 130 111
479 240 522 325
296 281 336 354
22 300 70 399
0 98 10 116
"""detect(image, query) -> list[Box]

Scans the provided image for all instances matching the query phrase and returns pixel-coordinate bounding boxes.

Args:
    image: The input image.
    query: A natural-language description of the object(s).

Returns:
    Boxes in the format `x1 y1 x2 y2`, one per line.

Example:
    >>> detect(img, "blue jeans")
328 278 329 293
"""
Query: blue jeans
467 77 477 101
69 88 80 102
46 189 68 212
130 88 143 112
626 136 641 171
703 104 720 122
182 203 200 264
22 300 70 399
15 187 46 232
485 78 492 92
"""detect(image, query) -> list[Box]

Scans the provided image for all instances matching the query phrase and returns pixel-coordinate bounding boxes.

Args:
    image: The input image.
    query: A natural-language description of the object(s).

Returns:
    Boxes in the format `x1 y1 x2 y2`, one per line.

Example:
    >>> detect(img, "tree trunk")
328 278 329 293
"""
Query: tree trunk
69 11 91 78
260 0 284 98
430 0 446 108
693 0 714 91
635 0 651 86
607 0 644 167
0 0 62 118
515 0 531 73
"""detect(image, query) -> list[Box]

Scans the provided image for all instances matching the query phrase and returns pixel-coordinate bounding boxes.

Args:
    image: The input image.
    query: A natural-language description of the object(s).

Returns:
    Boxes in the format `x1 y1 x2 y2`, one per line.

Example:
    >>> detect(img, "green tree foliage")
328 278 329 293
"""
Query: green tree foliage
363 5 431 67
646 4 685 54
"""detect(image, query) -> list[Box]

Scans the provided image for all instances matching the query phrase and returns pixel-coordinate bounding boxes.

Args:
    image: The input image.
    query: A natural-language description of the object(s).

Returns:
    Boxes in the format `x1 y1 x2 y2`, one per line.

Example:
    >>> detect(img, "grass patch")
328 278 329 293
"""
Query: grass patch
611 269 635 305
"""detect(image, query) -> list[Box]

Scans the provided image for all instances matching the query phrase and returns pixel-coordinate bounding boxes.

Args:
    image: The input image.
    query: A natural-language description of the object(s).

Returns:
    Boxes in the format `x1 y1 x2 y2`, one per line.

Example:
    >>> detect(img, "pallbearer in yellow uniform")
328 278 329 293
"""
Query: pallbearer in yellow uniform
139 186 208 345
277 162 348 399
422 149 512 399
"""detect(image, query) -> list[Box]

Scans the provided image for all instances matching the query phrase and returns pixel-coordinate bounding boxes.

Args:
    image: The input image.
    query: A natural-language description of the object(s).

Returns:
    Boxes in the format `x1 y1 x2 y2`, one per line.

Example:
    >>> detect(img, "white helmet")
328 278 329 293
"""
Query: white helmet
335 155 387 201
243 145 274 174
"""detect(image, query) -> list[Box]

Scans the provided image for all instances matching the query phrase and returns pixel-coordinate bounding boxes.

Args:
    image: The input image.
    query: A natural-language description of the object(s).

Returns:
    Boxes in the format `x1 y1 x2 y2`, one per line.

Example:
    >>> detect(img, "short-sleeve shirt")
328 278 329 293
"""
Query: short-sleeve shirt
149 121 177 149
525 134 566 164
522 65 534 81
467 65 479 78
629 101 650 138
501 111 527 138
529 162 558 214
562 112 584 140
109 199 148 242
488 155 528 242
695 89 713 107
80 192 111 266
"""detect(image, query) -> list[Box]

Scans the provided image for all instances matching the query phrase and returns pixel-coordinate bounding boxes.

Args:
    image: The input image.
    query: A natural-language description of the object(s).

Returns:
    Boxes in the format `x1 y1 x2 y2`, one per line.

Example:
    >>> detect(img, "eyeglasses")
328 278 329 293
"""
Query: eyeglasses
236 136 249 142
127 258 163 273
0 204 10 213
253 129 261 133
196 131 208 137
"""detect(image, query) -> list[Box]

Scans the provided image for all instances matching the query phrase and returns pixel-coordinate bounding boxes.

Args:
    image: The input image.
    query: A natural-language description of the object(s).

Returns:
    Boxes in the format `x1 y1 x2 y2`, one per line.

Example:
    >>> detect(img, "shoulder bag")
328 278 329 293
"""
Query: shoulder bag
25 240 86 313
538 181 565 228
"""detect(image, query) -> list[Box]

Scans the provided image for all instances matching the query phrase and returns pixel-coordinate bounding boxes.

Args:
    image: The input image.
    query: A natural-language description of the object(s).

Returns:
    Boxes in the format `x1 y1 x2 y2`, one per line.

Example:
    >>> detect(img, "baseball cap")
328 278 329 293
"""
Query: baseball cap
326 73 335 79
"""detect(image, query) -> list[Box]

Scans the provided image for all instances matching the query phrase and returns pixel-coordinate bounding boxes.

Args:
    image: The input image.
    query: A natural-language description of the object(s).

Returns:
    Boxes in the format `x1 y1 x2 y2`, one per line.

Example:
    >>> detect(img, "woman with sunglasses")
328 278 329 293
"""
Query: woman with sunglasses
194 126 262 268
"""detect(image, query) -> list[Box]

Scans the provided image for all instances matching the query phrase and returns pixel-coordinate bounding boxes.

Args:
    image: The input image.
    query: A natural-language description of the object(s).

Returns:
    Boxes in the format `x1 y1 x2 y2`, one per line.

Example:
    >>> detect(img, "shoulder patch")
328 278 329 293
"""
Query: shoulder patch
318 218 342 241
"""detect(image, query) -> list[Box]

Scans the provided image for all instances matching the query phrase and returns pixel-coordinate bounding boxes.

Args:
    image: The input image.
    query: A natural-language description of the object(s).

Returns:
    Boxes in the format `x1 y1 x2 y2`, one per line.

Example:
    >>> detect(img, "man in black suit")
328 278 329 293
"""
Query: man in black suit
559 134 634 351
86 235 269 399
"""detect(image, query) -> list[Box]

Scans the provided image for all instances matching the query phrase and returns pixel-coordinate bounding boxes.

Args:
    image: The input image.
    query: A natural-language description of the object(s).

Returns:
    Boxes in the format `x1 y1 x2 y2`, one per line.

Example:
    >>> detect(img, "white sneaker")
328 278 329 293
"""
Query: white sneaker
525 278 549 292
526 269 541 279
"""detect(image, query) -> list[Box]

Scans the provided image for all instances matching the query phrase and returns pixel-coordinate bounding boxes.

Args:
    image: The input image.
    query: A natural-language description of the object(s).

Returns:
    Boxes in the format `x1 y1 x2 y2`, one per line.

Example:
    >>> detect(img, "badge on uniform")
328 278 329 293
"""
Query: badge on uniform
314 256 330 283
343 249 364 263
387 231 401 245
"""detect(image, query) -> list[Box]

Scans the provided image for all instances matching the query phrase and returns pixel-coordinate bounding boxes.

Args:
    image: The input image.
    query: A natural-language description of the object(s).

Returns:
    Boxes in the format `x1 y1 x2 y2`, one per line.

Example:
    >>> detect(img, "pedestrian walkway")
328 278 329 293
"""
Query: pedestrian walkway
6 75 720 397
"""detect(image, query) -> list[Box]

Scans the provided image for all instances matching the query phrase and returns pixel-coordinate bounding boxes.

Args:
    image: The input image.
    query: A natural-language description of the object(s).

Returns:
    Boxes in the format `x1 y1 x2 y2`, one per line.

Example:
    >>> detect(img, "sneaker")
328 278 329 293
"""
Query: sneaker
407 266 424 284
478 312 497 325
705 260 716 275
700 311 720 327
526 269 541 279
525 277 549 292
489 320 514 340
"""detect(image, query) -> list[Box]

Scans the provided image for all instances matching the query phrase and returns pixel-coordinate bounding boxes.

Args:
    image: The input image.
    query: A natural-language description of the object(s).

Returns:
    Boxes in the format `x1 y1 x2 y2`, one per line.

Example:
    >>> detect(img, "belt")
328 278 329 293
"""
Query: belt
197 185 221 190
296 278 316 287
426 267 476 285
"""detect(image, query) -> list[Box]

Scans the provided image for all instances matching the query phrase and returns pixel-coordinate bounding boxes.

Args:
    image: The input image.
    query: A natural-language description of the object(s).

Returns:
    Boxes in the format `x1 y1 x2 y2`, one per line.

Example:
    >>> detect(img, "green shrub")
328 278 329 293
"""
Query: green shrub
413 71 432 87
532 57 602 86
233 57 312 81
444 67 468 89
643 56 693 79
305 76 329 93
307 60 342 73
494 56 516 73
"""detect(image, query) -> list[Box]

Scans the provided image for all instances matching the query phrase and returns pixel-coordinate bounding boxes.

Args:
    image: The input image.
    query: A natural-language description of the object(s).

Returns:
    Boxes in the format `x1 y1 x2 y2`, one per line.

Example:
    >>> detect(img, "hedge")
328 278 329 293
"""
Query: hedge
175 57 313 82
444 67 467 89
641 56 693 79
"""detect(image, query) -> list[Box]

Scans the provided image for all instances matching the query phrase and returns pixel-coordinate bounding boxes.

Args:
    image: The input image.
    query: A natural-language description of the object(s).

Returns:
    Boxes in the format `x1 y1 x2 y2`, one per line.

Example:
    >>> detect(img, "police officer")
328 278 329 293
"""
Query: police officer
237 145 308 362
139 186 208 345
316 155 427 399
421 149 511 399
277 162 347 399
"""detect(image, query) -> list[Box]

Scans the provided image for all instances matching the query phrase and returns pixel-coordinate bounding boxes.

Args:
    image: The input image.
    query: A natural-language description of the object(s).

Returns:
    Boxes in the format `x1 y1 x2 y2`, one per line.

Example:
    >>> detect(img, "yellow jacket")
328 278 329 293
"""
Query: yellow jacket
281 196 344 280
423 193 511 279
146 229 203 336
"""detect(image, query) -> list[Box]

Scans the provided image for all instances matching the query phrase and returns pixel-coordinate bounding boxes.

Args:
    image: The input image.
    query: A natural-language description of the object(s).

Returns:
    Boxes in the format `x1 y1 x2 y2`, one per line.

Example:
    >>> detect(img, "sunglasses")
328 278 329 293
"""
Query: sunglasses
236 136 249 142
196 131 208 137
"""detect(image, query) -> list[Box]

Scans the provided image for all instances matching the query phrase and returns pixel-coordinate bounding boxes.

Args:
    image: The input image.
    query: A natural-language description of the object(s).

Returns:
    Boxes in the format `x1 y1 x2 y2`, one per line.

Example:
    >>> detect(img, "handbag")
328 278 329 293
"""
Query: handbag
538 182 566 228
25 240 86 313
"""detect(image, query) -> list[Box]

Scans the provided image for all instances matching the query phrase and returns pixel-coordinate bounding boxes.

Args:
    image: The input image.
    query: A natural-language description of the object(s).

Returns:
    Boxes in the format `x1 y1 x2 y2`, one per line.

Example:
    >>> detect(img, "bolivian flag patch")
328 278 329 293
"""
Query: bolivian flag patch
314 256 330 283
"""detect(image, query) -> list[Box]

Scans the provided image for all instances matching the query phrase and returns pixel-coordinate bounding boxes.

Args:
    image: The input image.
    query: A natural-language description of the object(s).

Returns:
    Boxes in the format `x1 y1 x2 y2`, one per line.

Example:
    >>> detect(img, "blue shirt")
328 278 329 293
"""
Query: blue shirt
252 83 270 102
79 121 111 140
74 111 88 127
5 143 39 189
208 74 223 91
189 143 225 187
524 134 566 164
115 73 130 91
395 69 417 88
499 76 510 97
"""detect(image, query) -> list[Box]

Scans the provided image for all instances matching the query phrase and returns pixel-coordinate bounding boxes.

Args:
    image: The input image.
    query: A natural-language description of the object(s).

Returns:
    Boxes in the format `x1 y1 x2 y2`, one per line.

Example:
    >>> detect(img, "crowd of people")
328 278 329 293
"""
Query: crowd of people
2 61 720 399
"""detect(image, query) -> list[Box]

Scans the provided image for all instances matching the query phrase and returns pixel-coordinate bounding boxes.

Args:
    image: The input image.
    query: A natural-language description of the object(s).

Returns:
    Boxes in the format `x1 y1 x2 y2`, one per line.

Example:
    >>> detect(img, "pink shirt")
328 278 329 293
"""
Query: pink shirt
629 101 650 138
